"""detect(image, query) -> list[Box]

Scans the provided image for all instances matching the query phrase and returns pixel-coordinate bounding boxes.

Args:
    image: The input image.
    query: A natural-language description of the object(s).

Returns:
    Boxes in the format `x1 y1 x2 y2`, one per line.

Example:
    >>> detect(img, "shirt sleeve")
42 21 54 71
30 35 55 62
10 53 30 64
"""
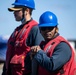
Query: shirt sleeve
26 26 44 46
25 26 44 70
34 42 72 71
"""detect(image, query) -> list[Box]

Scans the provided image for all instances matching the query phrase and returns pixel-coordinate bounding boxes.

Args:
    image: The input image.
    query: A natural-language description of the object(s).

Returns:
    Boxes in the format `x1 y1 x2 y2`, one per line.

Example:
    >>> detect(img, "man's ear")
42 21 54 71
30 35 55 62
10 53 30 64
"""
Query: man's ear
56 27 58 33
25 8 30 14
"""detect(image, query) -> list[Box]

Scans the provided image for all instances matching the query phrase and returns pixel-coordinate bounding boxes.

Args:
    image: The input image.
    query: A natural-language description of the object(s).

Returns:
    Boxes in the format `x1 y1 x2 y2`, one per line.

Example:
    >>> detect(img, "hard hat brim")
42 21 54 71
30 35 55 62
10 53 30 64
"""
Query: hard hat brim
39 23 58 27
8 7 22 12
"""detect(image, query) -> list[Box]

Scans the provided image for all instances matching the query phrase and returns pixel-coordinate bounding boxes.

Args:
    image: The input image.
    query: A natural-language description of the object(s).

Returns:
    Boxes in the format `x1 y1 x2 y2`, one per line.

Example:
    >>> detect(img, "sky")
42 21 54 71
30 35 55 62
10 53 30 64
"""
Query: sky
0 0 76 40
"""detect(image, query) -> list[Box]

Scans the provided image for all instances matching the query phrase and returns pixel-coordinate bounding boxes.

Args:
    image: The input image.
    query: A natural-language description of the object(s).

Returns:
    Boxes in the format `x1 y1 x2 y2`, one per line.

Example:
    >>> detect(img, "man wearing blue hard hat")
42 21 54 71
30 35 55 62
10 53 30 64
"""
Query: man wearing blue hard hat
30 11 76 75
2 0 44 75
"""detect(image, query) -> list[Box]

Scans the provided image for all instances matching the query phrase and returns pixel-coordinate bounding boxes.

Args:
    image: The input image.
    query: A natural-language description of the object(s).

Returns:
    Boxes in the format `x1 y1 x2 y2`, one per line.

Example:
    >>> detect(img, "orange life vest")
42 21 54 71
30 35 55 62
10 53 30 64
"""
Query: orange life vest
38 36 76 75
6 20 38 75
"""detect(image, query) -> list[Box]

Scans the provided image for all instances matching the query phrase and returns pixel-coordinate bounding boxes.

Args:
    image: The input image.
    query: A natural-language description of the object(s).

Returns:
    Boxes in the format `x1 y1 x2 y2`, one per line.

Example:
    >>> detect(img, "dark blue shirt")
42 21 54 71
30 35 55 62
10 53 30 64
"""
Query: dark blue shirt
26 25 44 46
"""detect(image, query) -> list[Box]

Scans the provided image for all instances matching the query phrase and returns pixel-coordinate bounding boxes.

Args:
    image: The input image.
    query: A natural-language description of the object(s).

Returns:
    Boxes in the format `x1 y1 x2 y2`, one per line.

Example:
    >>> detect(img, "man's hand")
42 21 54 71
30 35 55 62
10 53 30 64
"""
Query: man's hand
31 46 41 52
30 46 41 59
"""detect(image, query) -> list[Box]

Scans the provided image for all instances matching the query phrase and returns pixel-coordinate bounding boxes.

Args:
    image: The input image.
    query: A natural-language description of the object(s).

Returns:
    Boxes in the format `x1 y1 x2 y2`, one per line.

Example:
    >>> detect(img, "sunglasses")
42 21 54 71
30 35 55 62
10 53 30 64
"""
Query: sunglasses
40 27 55 31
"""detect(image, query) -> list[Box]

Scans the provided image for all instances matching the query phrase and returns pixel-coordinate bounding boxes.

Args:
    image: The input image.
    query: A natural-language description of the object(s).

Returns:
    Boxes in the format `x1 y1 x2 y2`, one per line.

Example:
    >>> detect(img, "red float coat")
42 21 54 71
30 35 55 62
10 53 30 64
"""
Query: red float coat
38 36 76 75
6 20 38 75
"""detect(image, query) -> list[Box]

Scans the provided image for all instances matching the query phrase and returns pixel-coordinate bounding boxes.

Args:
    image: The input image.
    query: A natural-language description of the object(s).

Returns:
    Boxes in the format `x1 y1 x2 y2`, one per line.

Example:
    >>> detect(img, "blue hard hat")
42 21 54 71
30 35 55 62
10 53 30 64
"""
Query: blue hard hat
39 11 58 27
12 0 35 9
